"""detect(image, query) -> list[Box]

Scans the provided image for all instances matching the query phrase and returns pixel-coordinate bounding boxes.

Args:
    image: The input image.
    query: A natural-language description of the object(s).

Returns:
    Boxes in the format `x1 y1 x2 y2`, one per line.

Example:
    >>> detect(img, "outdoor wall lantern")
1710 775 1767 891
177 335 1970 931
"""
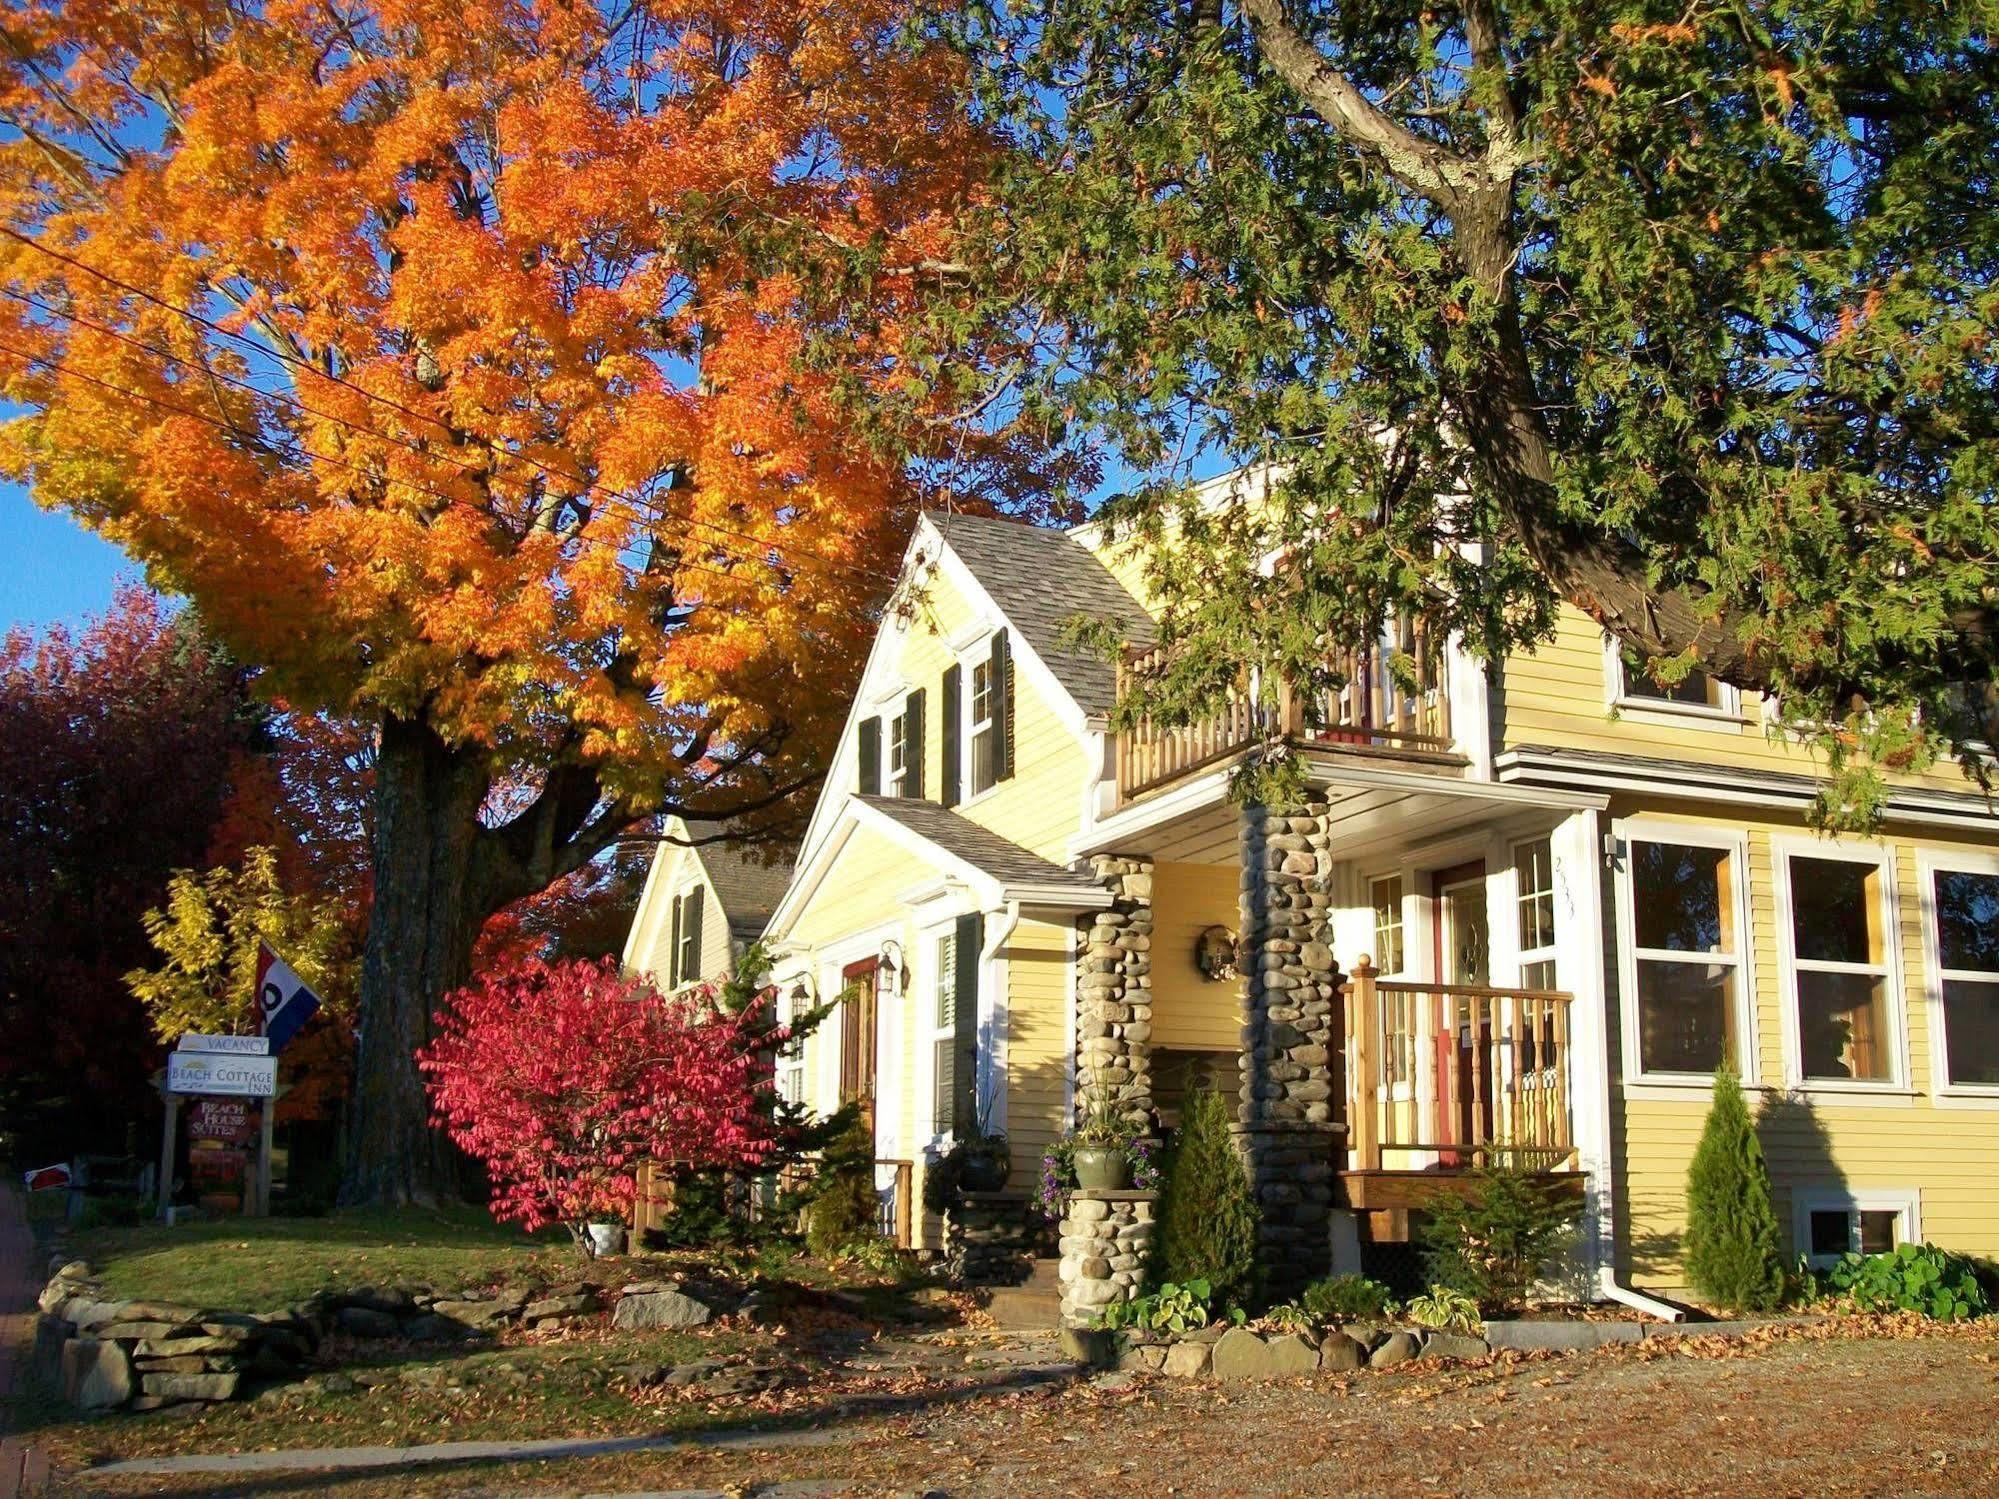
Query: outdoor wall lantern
1197 925 1239 982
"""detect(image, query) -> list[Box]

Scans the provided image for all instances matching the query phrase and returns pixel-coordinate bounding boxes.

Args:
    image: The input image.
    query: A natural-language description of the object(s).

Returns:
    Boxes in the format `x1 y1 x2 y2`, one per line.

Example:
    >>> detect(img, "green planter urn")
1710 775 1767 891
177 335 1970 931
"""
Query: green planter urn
1072 1146 1131 1191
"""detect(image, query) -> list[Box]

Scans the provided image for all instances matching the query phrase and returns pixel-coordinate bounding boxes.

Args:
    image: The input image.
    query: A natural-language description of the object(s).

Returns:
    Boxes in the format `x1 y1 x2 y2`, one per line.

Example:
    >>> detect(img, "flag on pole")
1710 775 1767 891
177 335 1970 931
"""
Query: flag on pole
256 941 324 1054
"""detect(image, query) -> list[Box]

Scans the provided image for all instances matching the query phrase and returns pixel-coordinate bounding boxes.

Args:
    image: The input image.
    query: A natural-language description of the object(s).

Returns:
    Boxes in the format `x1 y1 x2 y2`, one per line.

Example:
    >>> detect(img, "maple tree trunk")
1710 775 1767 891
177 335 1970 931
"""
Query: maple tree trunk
340 713 490 1207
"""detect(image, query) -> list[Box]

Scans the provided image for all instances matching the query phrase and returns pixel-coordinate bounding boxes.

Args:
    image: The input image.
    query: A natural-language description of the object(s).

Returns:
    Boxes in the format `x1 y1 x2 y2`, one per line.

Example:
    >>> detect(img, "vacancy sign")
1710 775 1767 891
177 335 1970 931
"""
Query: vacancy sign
256 941 323 1054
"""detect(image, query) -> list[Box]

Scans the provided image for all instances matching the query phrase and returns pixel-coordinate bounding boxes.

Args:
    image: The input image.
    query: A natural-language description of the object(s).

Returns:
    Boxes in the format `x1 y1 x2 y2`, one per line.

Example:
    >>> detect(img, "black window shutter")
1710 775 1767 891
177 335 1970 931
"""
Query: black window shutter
668 893 683 985
856 715 882 795
902 688 925 799
940 664 962 808
686 885 705 978
990 631 1015 782
951 911 982 1137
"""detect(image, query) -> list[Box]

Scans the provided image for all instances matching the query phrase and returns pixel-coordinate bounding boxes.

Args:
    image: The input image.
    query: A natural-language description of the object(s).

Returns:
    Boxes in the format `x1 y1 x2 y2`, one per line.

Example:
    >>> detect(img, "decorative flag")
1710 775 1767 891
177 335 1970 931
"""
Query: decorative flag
256 941 324 1054
23 1163 71 1191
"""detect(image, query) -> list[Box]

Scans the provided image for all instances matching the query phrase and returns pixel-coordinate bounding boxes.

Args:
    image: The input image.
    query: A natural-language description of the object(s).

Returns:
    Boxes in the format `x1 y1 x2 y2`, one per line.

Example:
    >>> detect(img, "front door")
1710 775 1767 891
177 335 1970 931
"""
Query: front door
838 957 880 1123
1431 862 1491 1160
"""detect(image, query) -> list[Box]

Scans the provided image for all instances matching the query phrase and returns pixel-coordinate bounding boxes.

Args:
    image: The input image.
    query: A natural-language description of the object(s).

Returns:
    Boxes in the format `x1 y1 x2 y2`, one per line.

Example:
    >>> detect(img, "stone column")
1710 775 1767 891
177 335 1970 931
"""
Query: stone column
1234 801 1341 1301
1057 1189 1158 1328
1076 856 1155 1122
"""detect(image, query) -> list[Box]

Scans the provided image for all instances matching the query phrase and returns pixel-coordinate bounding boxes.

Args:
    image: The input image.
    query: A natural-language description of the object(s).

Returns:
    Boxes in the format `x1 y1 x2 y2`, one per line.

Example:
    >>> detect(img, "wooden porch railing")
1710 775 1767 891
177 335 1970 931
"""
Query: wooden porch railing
1115 617 1454 800
1341 956 1575 1173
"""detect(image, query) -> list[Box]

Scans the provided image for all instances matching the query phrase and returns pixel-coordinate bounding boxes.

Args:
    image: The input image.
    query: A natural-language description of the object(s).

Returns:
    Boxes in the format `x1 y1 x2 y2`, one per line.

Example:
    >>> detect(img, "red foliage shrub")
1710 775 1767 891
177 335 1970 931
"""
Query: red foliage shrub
419 956 775 1240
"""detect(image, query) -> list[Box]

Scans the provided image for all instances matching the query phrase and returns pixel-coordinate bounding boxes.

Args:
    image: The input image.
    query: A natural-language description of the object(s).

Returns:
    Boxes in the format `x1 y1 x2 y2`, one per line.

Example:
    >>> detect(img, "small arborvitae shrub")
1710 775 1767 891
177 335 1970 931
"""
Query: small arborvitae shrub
1685 1065 1785 1312
1826 1243 1991 1321
806 1113 883 1259
1419 1160 1584 1313
1300 1273 1398 1323
1157 1085 1261 1310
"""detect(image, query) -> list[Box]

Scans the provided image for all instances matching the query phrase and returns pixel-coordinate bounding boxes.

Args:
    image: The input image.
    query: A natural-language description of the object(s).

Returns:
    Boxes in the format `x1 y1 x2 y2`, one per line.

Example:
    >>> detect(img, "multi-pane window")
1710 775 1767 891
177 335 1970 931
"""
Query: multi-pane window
1802 1197 1913 1266
1515 838 1557 991
1616 647 1736 713
887 705 909 796
776 986 806 1106
1933 866 1999 1086
931 932 958 1135
1783 852 1894 1083
1628 836 1743 1076
1370 875 1406 975
968 660 996 796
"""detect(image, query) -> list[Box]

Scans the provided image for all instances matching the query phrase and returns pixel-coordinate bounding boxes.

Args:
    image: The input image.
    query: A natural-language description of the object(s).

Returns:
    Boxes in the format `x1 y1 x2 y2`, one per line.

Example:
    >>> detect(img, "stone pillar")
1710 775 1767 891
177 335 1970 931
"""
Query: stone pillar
943 1192 1037 1287
1057 1189 1158 1327
1077 856 1155 1121
1234 802 1341 1301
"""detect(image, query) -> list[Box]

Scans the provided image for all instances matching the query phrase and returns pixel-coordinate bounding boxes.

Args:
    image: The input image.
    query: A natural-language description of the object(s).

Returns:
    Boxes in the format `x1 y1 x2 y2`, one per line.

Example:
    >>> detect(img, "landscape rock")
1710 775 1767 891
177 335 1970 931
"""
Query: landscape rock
614 1361 667 1388
1162 1340 1213 1378
341 1286 416 1316
1210 1328 1274 1381
336 1306 403 1340
141 1371 240 1402
431 1298 517 1329
524 1290 598 1321
1369 1331 1421 1368
1317 1331 1366 1373
403 1314 474 1344
1059 1326 1119 1368
55 1260 94 1281
93 1322 184 1342
60 1337 132 1410
663 1358 729 1386
135 1335 252 1358
611 1289 712 1331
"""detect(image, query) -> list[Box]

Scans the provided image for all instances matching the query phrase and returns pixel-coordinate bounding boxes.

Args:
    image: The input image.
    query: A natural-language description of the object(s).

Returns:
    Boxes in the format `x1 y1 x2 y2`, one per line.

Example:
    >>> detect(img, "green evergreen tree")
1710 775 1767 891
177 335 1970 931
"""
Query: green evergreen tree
1157 1085 1261 1310
806 1111 884 1258
1685 1065 1784 1312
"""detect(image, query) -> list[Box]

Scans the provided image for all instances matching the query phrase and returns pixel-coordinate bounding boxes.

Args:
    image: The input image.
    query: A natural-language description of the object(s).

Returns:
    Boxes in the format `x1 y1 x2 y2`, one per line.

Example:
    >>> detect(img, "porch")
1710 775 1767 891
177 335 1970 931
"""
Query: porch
1075 767 1603 1287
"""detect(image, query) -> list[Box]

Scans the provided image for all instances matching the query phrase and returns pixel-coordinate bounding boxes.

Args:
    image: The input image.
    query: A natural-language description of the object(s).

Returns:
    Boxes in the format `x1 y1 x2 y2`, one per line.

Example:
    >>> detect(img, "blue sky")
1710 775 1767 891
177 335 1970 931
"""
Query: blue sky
1 483 137 632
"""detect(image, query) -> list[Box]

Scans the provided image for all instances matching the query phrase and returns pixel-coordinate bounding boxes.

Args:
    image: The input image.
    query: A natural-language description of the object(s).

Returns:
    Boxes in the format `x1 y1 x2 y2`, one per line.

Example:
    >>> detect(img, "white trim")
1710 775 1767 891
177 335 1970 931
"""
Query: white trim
1914 848 1999 1104
1769 834 1910 1094
1496 747 1999 835
919 918 961 1151
981 902 1020 1137
1610 817 1761 1088
1601 634 1746 726
1792 1186 1922 1268
1555 808 1615 1289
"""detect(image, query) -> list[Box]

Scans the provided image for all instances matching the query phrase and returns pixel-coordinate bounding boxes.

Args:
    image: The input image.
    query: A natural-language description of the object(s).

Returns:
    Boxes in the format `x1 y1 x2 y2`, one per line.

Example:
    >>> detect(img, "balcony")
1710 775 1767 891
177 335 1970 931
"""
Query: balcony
1338 959 1579 1213
1114 619 1461 802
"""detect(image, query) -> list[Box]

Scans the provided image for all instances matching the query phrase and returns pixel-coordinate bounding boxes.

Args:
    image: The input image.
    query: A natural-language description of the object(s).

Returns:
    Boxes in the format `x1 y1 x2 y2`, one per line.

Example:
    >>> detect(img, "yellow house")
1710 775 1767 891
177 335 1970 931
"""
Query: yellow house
758 490 1999 1305
624 816 795 990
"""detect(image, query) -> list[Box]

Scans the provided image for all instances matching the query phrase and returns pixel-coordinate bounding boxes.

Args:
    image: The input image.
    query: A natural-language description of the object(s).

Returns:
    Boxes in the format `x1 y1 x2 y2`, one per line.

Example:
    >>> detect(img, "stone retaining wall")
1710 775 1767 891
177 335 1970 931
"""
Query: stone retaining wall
1057 1189 1156 1328
1103 1320 1491 1380
35 1258 720 1413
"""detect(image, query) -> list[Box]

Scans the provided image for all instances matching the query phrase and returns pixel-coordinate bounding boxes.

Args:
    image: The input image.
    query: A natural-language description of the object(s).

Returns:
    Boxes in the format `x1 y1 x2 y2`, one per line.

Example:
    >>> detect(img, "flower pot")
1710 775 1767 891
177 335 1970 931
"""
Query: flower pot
960 1149 1009 1193
1072 1146 1131 1191
585 1221 626 1258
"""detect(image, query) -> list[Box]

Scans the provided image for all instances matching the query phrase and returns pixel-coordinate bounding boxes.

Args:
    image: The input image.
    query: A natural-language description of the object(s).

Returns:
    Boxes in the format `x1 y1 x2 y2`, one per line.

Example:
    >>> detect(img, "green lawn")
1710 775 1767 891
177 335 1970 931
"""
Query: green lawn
70 1207 577 1310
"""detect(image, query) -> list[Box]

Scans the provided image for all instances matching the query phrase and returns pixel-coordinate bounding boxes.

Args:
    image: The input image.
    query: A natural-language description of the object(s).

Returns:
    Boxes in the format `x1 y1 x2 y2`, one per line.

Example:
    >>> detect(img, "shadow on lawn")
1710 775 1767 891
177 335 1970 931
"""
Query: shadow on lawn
76 1355 1082 1496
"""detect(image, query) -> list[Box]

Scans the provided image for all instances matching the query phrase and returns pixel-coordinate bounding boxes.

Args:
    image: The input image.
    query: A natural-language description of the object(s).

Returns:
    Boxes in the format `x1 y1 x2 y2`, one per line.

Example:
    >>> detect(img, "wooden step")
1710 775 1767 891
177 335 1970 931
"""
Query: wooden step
984 1258 1061 1329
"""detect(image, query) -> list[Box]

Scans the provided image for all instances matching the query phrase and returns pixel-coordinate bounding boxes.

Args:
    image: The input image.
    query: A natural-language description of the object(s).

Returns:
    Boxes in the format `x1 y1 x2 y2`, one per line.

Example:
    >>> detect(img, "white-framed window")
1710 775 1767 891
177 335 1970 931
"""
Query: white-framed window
887 702 910 797
1605 640 1743 720
1923 855 1999 1091
968 657 997 797
1367 874 1413 1089
1793 1188 1920 1268
776 983 807 1107
1514 836 1558 991
1774 839 1904 1088
1617 823 1754 1082
929 930 959 1137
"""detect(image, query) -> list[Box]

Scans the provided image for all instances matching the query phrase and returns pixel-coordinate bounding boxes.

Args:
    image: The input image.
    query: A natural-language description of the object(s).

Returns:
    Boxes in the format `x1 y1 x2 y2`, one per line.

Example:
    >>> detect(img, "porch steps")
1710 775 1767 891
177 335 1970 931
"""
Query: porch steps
984 1258 1062 1328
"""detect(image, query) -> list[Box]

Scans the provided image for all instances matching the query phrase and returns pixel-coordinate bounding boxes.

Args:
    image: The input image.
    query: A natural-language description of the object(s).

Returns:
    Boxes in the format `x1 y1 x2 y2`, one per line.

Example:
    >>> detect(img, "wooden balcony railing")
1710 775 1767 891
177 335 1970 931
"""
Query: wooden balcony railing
1342 957 1575 1174
1115 617 1454 800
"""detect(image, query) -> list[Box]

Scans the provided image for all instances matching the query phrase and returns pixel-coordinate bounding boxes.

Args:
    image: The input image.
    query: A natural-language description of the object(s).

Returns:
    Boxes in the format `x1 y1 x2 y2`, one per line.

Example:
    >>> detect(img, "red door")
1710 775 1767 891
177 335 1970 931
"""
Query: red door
838 958 880 1124
1429 861 1489 1162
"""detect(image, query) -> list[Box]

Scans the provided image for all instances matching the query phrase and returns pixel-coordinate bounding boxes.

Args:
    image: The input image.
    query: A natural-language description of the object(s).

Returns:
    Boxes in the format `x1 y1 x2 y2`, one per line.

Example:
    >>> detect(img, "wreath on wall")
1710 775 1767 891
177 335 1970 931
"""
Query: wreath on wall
1196 925 1239 983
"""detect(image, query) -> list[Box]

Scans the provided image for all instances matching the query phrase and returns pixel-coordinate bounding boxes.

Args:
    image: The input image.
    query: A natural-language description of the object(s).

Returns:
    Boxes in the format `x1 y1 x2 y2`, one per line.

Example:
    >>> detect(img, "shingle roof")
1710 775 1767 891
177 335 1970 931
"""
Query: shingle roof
857 795 1101 892
928 511 1155 715
678 819 797 935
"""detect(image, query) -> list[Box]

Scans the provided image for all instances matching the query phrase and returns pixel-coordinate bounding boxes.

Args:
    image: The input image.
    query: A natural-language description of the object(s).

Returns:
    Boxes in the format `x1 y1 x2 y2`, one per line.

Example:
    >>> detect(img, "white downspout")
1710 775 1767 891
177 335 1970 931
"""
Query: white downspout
980 900 1022 1132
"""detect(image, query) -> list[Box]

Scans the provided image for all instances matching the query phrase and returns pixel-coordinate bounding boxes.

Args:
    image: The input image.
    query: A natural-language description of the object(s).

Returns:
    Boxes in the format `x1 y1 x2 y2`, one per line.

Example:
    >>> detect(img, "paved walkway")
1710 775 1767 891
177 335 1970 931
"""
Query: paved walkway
0 1188 52 1497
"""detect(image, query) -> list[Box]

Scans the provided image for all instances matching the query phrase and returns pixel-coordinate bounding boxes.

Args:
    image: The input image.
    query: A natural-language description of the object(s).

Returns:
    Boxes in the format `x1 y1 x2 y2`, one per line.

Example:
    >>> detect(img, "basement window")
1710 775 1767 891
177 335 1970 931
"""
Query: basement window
1796 1191 1918 1267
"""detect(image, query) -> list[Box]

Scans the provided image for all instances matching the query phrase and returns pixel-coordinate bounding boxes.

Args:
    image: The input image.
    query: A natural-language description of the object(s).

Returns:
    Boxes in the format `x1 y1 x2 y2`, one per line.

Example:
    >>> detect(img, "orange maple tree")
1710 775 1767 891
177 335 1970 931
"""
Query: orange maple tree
0 1 1015 1202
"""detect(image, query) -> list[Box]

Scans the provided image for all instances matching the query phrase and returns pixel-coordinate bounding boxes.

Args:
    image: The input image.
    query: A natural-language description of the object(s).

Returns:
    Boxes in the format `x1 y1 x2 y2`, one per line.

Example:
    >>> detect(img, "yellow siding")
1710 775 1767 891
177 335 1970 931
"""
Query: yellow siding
1005 918 1074 1193
1613 804 1999 1294
1502 604 1984 796
785 824 923 950
1149 860 1244 1051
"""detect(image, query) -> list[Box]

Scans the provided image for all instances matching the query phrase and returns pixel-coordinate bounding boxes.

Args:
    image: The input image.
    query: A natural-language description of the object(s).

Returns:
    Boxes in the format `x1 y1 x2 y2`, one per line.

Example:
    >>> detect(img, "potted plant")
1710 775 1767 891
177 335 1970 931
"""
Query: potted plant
1072 1083 1136 1190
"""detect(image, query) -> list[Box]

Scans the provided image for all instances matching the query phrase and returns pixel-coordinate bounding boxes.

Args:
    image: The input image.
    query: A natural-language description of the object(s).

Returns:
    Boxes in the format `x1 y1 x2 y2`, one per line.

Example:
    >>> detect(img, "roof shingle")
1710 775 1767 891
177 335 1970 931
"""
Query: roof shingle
857 795 1100 892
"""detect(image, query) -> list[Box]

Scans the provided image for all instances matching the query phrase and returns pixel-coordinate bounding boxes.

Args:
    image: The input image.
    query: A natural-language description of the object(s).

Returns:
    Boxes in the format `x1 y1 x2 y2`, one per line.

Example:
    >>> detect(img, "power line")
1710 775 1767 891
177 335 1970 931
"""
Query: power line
0 333 806 602
0 224 902 589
